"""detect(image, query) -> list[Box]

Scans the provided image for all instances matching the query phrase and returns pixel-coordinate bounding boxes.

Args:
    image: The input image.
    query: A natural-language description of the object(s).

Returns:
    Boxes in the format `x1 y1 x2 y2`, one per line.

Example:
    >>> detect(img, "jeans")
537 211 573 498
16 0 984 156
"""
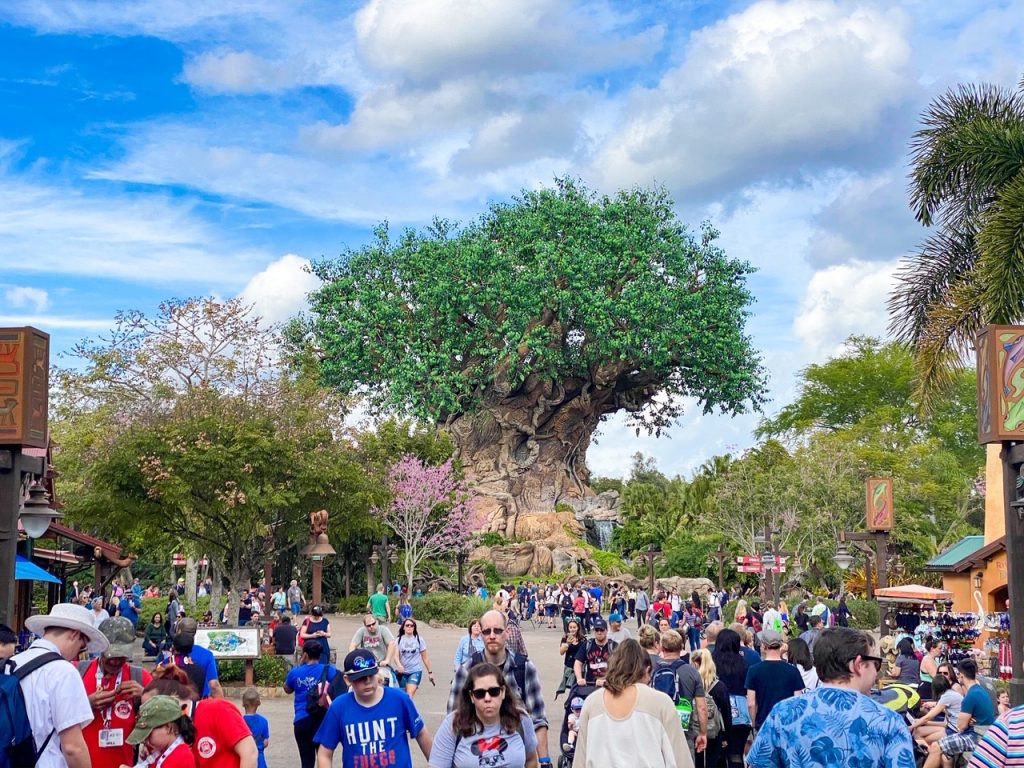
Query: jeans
688 626 701 652
294 713 326 768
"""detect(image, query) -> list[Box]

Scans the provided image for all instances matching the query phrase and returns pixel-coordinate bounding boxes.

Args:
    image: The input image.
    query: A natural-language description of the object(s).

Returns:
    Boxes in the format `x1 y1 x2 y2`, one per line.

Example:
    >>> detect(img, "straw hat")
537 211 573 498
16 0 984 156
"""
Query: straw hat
25 603 109 655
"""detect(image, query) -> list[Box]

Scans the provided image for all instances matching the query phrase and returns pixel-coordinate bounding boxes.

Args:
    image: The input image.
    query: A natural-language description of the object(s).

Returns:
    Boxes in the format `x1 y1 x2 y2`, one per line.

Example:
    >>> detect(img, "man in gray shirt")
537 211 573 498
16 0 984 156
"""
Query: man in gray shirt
800 614 823 652
607 613 633 644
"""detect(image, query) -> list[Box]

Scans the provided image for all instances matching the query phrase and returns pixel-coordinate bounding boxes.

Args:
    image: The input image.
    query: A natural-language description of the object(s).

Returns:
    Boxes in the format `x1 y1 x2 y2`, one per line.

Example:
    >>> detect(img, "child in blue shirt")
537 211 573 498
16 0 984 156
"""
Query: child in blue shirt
242 688 270 768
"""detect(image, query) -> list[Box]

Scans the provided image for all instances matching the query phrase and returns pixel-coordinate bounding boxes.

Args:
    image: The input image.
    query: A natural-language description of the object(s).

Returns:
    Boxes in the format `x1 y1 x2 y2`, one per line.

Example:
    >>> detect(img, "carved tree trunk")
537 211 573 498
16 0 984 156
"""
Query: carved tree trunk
447 375 616 535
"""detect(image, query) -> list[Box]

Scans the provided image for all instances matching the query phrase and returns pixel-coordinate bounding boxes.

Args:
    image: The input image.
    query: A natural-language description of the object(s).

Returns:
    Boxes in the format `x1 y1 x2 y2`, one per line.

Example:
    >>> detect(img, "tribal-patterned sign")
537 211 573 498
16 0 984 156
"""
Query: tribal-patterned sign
977 325 1024 443
0 327 49 448
866 476 893 532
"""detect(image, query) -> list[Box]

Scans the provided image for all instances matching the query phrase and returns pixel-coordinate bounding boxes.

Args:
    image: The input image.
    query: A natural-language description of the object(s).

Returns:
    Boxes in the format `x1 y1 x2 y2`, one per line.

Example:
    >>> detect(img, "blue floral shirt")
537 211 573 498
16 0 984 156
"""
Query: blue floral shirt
747 687 915 768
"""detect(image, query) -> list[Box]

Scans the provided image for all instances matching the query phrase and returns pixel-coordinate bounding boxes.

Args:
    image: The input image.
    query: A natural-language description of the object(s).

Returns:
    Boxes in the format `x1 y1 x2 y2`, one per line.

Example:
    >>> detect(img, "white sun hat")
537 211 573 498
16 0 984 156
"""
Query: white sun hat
25 603 110 655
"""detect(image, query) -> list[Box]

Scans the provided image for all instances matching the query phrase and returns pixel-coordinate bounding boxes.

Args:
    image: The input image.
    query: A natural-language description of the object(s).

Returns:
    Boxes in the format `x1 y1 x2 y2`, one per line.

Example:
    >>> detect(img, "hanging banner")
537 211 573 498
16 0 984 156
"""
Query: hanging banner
866 476 894 532
977 325 1024 443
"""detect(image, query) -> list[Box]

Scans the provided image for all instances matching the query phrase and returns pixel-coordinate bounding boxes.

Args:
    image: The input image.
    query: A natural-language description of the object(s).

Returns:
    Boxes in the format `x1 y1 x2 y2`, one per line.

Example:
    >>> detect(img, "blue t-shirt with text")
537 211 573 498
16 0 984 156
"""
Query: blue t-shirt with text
748 686 915 768
285 662 339 723
314 686 424 768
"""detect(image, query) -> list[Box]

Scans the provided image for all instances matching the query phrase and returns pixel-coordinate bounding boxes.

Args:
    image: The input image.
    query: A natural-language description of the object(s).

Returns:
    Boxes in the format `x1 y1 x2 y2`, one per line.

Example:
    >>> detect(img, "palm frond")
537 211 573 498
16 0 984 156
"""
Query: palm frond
888 226 978 343
977 170 1024 321
909 83 1024 226
912 279 985 412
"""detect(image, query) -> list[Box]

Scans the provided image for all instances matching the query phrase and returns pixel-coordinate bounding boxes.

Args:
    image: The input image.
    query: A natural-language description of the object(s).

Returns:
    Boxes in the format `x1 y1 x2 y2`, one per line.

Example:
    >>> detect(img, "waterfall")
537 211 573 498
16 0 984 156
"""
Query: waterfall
590 520 616 550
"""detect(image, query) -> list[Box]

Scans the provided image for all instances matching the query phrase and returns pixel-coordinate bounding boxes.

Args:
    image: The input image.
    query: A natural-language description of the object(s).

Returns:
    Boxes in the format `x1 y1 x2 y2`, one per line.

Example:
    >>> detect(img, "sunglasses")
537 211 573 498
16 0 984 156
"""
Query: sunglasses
364 621 377 628
480 628 504 636
859 654 884 671
471 686 503 700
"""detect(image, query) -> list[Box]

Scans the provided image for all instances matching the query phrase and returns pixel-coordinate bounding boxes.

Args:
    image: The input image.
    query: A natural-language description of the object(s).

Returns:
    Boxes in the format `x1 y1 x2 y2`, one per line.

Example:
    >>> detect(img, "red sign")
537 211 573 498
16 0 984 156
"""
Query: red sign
736 555 787 574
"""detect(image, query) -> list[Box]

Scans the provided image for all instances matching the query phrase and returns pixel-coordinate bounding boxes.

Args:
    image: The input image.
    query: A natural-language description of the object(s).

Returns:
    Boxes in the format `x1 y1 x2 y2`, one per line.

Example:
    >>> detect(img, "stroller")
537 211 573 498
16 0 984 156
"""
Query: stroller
557 684 599 768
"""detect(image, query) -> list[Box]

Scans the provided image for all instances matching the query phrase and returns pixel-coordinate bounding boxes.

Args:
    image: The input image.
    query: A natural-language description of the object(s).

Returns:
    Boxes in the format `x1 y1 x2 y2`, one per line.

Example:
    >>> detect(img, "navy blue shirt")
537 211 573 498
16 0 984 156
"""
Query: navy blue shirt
745 659 805 729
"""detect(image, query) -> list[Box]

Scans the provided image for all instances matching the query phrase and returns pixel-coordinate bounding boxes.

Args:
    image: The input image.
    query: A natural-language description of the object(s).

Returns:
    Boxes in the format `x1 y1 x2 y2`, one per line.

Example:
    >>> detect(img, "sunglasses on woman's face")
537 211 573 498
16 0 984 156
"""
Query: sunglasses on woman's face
471 686 503 700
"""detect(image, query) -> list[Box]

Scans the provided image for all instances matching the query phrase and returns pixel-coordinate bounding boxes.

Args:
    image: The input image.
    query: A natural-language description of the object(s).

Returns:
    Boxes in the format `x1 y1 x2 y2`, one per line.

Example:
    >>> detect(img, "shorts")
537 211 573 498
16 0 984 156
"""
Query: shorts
546 605 557 617
397 671 423 688
939 731 978 757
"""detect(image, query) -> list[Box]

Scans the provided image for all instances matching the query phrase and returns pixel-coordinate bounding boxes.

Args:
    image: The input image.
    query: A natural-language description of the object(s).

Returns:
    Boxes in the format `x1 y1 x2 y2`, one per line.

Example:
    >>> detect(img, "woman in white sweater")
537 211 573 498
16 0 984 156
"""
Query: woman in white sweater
572 638 693 768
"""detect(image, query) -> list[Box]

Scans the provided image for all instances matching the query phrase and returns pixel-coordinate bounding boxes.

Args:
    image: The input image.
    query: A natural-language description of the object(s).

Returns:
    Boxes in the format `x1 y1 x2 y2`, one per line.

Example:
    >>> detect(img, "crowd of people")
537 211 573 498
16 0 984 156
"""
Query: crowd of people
12 575 1024 768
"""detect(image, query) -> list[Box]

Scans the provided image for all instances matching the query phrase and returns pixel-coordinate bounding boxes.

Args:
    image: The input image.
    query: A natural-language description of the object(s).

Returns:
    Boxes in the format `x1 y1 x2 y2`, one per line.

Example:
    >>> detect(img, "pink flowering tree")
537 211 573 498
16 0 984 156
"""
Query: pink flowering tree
374 454 477 590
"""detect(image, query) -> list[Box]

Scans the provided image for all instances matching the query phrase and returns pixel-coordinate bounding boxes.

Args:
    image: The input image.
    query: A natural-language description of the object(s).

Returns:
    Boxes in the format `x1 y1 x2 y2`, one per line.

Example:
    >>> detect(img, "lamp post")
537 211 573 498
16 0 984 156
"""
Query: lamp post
302 511 335 608
370 540 398 592
836 528 891 634
642 545 662 595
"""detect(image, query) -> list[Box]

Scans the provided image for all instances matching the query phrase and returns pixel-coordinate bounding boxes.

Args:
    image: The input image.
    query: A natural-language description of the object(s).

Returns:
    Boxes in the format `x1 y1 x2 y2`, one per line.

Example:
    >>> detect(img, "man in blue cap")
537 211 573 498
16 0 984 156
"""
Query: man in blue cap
606 613 632 644
315 649 432 768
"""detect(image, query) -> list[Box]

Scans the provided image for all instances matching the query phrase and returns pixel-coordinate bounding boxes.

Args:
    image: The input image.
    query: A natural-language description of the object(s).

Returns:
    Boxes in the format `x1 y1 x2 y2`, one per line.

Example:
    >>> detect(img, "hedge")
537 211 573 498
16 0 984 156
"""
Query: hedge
336 593 491 627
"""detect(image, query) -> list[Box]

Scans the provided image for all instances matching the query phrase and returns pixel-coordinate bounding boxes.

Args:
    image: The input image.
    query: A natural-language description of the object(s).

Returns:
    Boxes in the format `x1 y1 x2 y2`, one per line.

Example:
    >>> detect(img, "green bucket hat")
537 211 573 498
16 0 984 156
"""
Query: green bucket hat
127 696 184 745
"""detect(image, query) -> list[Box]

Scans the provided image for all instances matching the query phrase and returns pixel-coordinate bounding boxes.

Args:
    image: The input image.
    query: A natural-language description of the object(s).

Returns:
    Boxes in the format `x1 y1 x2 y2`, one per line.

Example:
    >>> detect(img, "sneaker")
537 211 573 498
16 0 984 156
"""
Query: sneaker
562 743 574 752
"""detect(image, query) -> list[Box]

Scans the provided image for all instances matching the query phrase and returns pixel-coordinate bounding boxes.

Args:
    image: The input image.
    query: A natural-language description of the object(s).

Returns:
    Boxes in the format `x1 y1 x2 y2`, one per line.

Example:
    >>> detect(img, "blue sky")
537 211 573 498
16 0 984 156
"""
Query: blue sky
2 0 1023 478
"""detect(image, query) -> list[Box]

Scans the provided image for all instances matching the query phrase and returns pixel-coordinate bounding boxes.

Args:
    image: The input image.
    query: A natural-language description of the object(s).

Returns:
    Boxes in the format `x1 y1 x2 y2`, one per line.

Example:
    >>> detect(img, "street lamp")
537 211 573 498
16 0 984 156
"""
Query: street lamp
19 480 61 539
455 551 467 594
834 542 855 572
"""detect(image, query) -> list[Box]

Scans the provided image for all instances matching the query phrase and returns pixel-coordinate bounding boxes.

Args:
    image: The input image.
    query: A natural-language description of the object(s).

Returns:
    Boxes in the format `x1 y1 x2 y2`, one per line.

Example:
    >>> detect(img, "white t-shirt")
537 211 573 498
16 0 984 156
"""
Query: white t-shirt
799 665 820 690
398 634 427 673
13 640 93 768
670 594 681 612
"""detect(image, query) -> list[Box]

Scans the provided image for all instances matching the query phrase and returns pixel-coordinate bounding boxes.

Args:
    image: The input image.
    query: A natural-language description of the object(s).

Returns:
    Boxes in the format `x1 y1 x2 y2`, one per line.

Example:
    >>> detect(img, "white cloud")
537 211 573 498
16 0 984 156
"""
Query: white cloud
183 51 304 93
3 286 50 313
0 147 269 286
353 0 661 83
240 253 321 325
591 0 914 198
793 259 899 359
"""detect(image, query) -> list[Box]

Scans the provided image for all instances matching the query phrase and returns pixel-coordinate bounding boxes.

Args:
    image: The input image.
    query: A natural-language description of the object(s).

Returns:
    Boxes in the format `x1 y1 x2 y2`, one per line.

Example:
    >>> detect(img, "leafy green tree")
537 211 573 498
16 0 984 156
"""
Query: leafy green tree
888 75 1024 406
304 178 766 534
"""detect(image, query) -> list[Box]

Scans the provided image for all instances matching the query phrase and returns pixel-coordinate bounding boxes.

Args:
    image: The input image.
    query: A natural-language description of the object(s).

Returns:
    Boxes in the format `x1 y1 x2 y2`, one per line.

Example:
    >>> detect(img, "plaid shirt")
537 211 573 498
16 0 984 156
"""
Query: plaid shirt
447 650 549 730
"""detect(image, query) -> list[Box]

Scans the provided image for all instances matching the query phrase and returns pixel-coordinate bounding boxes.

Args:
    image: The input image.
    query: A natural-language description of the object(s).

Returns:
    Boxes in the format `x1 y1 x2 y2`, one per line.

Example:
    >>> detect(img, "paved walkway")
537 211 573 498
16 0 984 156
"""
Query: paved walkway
209 613 571 768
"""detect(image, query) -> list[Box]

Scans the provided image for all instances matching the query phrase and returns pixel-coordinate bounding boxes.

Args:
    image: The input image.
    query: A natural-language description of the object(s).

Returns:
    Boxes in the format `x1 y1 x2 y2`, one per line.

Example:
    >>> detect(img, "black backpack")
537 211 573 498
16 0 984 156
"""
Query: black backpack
305 663 331 718
469 651 527 701
3 652 64 768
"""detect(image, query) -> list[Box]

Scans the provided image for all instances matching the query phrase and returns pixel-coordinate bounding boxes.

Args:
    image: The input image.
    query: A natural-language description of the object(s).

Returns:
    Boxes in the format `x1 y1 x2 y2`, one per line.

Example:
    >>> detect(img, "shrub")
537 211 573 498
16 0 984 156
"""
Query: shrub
478 532 510 547
408 593 491 626
253 655 288 687
140 596 213 625
335 595 374 615
217 659 245 681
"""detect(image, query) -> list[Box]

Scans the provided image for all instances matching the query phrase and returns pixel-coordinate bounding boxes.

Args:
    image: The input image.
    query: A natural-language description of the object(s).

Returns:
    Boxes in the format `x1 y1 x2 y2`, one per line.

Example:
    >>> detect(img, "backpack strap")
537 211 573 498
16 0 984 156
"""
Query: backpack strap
12 652 65 681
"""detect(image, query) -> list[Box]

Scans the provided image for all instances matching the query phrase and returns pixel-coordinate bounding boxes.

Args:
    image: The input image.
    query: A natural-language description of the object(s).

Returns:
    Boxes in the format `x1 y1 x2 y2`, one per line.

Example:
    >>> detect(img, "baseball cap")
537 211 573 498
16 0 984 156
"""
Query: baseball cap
127 696 184 745
99 617 136 659
343 649 379 681
176 617 198 636
591 617 608 630
760 629 785 648
570 696 585 710
608 612 623 623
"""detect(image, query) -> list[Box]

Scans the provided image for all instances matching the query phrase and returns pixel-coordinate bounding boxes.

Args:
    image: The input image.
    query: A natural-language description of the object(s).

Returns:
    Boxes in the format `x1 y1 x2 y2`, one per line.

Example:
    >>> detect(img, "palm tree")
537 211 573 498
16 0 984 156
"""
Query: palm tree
888 75 1024 408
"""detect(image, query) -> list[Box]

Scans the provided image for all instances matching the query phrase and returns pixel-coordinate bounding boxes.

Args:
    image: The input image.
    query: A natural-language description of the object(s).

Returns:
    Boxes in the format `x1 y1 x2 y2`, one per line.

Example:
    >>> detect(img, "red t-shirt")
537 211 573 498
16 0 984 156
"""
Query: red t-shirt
82 660 153 768
157 740 197 768
191 698 251 768
652 600 671 618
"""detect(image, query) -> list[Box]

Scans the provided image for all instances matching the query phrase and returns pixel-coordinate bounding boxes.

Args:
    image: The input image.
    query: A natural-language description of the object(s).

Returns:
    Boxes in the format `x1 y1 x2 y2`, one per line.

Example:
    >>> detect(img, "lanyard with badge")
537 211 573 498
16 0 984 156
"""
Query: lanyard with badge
97 662 126 748
133 736 184 768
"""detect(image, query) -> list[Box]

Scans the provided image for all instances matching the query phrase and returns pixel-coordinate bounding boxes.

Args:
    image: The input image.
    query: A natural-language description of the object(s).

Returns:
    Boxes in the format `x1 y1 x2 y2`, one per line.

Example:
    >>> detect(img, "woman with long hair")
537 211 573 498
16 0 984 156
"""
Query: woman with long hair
571 639 692 768
143 611 170 656
558 619 585 696
785 637 818 690
891 637 921 685
428 662 537 768
691 649 731 768
453 619 484 670
919 638 942 699
396 618 434 697
712 629 750 768
734 599 747 627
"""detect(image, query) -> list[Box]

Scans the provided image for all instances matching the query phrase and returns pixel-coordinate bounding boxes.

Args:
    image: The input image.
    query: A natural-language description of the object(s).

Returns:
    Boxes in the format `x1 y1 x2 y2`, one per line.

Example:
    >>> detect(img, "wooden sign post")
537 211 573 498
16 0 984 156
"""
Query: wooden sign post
0 328 50 626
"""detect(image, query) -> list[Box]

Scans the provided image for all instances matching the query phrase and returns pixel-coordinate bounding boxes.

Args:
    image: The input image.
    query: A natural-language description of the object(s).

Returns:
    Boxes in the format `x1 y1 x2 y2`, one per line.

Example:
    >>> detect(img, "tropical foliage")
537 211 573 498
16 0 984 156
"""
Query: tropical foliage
889 74 1024 407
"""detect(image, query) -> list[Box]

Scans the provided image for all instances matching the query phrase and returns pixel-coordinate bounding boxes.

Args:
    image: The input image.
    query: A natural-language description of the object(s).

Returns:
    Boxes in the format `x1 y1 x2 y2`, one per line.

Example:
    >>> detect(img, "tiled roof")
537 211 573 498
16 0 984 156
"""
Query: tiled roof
925 535 985 571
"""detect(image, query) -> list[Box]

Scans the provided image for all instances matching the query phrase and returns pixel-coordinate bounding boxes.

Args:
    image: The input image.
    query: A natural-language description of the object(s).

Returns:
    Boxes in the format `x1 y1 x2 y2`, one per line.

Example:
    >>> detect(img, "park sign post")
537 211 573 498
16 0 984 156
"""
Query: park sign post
866 477 894 531
977 324 1024 705
0 327 50 626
